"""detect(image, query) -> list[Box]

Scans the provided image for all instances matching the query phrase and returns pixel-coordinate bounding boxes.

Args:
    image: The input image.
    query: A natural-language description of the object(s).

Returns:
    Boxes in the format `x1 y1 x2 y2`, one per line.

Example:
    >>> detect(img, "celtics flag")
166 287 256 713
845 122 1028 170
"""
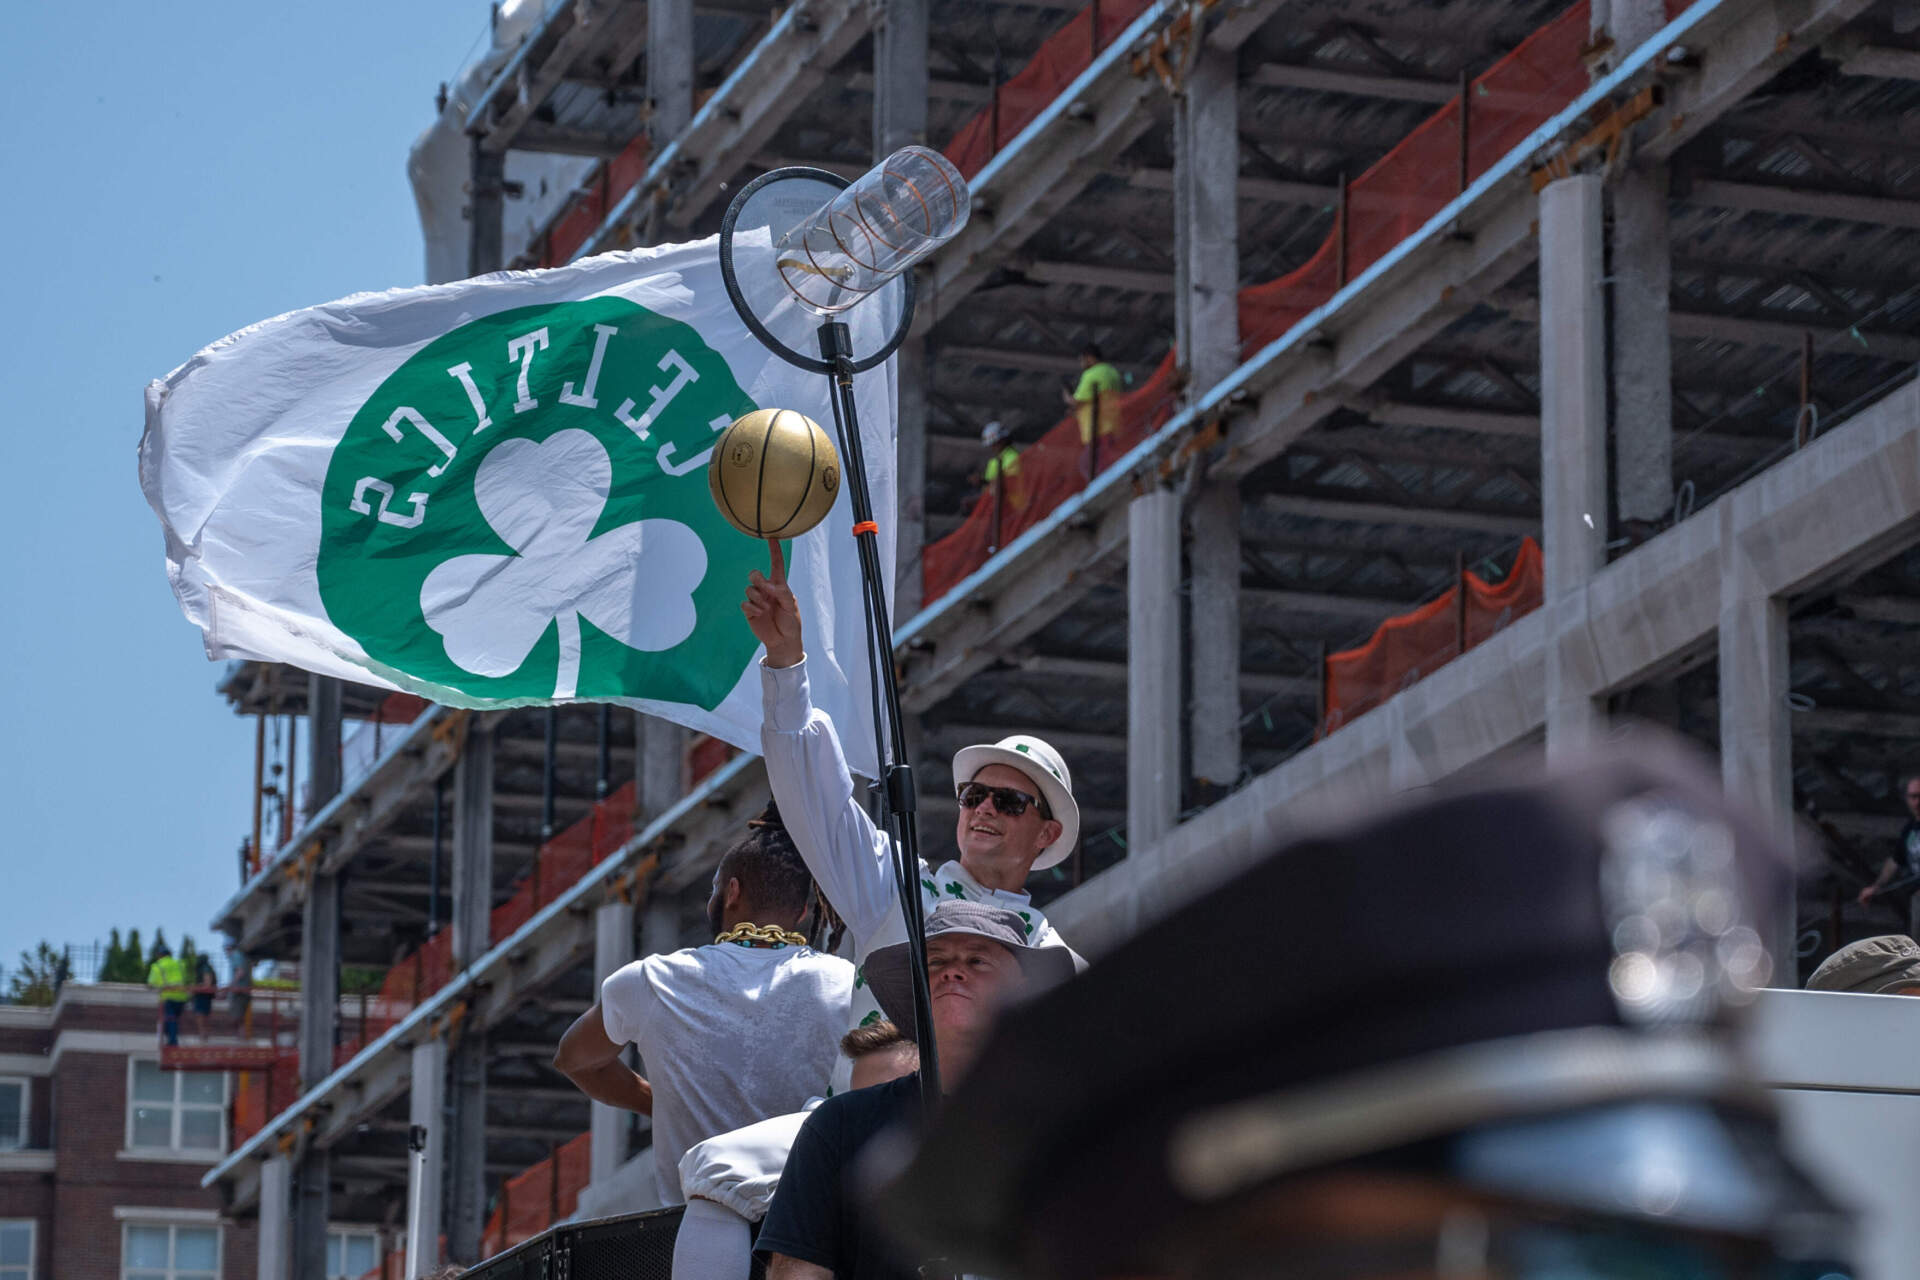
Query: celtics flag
140 236 895 774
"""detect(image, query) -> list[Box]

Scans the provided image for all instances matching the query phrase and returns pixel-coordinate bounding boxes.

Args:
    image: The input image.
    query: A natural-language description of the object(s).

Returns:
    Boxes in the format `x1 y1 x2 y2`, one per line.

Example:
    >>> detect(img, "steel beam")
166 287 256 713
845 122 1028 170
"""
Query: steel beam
1681 177 1920 230
1248 61 1458 103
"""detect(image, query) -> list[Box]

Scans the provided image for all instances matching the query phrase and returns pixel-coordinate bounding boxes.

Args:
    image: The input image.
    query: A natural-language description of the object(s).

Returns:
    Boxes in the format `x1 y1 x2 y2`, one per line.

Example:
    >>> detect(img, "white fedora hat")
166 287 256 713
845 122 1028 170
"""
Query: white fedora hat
950 734 1080 871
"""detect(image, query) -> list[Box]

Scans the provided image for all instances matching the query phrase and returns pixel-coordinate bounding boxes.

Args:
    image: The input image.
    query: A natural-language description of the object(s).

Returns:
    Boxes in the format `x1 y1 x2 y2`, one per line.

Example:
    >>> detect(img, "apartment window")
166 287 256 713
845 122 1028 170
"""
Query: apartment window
122 1222 217 1280
0 1080 26 1150
327 1228 380 1280
125 1061 225 1154
0 1220 33 1280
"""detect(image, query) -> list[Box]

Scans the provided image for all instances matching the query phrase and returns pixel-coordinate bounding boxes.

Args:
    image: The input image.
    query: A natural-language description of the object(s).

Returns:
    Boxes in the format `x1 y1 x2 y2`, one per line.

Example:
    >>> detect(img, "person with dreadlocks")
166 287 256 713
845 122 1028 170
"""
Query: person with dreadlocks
553 803 853 1212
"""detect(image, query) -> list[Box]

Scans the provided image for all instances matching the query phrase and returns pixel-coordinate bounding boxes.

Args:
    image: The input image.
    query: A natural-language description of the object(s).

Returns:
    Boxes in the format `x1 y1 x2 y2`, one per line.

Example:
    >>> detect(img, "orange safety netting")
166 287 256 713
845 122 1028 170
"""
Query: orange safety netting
232 782 640 1146
924 1 1691 606
942 0 1157 179
538 134 653 267
923 361 1180 599
1320 538 1543 735
483 1132 593 1256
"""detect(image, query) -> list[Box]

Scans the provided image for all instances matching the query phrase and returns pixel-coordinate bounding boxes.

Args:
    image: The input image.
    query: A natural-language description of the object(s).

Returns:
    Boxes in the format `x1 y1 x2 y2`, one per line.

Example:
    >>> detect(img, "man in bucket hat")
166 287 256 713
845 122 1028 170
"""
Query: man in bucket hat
757 902 1075 1280
1806 934 1920 995
743 544 1083 1088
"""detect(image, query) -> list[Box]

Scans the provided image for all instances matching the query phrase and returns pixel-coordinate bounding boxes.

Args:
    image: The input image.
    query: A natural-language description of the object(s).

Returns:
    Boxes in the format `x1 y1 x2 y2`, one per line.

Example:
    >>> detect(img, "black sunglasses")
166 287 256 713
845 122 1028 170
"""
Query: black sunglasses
956 781 1051 820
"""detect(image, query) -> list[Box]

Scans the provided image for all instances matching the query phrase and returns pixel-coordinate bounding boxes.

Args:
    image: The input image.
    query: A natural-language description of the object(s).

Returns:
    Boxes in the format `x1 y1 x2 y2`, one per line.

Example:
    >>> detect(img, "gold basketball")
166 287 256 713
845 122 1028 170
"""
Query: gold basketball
708 408 842 539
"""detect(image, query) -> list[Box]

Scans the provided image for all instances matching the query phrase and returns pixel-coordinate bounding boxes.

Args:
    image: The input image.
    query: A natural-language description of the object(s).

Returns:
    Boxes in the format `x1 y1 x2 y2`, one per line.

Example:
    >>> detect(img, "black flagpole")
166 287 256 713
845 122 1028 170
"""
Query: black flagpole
816 320 941 1113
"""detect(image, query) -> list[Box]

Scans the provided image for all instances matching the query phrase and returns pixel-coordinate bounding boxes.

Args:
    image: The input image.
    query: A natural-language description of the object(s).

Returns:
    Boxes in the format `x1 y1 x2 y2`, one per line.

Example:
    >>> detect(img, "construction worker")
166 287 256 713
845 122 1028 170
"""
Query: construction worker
980 421 1021 553
146 944 189 1047
1060 343 1122 477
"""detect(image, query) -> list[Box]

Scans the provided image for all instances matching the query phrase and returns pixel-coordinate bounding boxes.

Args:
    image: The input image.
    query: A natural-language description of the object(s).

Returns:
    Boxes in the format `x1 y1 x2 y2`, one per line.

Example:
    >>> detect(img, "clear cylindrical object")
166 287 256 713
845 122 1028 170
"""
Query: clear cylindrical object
774 146 971 315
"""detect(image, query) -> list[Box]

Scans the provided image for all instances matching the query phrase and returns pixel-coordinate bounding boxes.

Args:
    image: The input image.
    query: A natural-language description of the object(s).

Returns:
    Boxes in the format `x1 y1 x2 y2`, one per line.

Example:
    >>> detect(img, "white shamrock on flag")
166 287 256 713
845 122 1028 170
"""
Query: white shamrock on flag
421 428 707 698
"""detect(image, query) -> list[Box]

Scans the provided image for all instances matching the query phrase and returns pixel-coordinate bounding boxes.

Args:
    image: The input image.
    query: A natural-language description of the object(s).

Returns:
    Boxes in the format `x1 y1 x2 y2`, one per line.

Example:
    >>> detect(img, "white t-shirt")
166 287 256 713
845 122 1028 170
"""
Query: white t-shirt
600 941 853 1202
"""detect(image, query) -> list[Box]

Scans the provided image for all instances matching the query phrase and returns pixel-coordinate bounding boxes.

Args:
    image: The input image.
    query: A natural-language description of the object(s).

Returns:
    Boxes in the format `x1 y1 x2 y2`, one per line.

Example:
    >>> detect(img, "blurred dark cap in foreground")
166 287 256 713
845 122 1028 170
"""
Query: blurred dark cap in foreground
873 732 1851 1279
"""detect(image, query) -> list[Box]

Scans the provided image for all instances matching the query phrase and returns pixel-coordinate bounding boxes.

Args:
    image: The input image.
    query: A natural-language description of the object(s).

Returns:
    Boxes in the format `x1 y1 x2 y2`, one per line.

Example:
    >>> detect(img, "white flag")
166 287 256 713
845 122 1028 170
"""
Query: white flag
140 236 896 775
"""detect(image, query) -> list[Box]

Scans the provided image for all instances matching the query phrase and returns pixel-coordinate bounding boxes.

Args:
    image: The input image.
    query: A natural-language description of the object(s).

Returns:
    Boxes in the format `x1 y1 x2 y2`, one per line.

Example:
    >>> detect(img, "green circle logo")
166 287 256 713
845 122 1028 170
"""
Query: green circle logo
318 296 764 708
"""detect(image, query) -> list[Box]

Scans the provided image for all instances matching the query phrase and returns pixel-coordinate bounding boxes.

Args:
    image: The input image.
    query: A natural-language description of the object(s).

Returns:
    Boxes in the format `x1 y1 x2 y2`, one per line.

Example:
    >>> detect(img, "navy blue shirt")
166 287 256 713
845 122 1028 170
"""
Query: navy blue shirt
757 1074 920 1280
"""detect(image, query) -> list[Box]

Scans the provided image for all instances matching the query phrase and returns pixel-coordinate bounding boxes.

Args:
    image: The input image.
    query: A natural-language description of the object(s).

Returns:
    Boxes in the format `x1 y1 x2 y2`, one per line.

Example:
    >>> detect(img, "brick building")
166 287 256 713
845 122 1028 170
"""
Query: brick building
0 982 259 1280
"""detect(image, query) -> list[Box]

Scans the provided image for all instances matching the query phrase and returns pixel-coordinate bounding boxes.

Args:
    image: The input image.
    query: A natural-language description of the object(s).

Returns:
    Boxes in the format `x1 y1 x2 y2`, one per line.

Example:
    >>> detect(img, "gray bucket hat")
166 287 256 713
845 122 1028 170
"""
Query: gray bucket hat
1806 934 1920 994
864 901 1078 1036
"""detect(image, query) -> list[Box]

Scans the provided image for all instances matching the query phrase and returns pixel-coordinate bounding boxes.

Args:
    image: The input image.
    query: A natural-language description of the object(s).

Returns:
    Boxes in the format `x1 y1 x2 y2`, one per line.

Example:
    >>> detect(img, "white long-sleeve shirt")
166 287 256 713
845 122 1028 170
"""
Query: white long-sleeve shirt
759 659 1079 1077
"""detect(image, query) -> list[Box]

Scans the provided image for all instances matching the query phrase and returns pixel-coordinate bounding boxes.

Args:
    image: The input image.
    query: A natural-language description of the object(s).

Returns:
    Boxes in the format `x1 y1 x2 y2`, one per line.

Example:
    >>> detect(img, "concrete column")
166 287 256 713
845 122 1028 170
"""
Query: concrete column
1538 174 1608 755
645 898 682 957
589 901 636 1188
1173 45 1239 397
257 1154 290 1280
648 0 695 146
446 723 493 1264
893 337 929 618
871 0 927 157
1128 487 1183 847
307 675 342 814
1590 0 1669 75
635 713 687 825
467 139 504 277
1610 167 1673 530
1188 484 1241 792
1594 0 1671 534
407 1039 446 1279
873 0 928 616
1719 504 1796 977
1174 46 1242 795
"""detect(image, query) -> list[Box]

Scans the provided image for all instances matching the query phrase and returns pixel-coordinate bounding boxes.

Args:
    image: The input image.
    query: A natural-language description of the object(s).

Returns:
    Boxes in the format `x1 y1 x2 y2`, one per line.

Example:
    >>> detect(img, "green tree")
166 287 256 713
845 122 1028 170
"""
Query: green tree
124 928 144 975
147 929 169 965
7 943 69 1006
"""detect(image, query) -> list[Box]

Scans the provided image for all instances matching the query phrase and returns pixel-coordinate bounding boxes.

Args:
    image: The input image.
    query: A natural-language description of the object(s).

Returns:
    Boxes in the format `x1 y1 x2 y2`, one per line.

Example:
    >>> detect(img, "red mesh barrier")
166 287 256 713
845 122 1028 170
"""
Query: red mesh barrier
483 1132 593 1255
923 359 1179 600
1321 539 1543 735
593 780 637 855
688 734 739 787
541 133 652 267
923 2 1603 606
942 0 1156 178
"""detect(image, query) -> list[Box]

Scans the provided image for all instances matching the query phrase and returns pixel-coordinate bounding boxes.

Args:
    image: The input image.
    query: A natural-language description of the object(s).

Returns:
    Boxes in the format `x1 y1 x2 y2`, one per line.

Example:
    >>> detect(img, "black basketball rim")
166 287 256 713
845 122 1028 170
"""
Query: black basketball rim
718 166 918 375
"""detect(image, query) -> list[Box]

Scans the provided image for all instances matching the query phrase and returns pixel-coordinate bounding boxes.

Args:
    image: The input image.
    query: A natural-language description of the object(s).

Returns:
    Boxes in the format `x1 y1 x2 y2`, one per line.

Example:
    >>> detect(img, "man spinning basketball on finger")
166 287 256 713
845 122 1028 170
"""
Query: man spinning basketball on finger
741 540 1084 1081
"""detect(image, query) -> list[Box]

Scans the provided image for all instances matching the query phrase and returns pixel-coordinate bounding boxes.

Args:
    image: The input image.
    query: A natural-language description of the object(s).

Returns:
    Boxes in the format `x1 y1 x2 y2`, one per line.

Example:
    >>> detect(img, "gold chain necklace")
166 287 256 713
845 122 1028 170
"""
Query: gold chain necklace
715 922 809 947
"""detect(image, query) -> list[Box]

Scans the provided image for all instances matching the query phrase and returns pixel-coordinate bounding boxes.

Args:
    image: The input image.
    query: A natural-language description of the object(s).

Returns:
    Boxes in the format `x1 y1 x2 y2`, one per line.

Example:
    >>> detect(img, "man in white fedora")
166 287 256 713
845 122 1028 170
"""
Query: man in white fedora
743 545 1083 1084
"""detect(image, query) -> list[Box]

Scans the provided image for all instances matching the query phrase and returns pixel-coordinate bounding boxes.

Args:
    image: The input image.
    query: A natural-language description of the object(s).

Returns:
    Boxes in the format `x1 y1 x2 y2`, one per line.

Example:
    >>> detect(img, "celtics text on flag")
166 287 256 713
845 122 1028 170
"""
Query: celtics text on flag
141 237 897 773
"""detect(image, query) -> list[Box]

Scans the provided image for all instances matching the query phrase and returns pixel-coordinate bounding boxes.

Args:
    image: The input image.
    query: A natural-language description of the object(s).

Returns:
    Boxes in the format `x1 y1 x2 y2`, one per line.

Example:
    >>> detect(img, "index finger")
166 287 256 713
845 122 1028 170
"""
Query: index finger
767 538 786 585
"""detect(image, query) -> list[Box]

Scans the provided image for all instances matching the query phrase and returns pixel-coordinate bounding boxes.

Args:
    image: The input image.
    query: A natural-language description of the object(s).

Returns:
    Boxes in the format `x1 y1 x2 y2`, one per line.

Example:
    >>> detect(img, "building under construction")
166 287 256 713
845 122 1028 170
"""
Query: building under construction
191 0 1920 1275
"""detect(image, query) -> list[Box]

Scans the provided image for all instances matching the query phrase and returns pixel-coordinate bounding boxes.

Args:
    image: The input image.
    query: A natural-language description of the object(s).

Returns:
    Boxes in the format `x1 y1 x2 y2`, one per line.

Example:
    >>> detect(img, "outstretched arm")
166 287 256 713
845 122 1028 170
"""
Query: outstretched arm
553 1002 653 1115
743 540 902 950
1860 856 1901 904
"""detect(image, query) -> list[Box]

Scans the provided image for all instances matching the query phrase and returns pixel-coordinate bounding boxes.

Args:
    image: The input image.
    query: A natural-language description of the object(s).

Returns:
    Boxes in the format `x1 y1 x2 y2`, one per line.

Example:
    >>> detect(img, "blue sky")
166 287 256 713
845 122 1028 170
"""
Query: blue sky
0 1 488 980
